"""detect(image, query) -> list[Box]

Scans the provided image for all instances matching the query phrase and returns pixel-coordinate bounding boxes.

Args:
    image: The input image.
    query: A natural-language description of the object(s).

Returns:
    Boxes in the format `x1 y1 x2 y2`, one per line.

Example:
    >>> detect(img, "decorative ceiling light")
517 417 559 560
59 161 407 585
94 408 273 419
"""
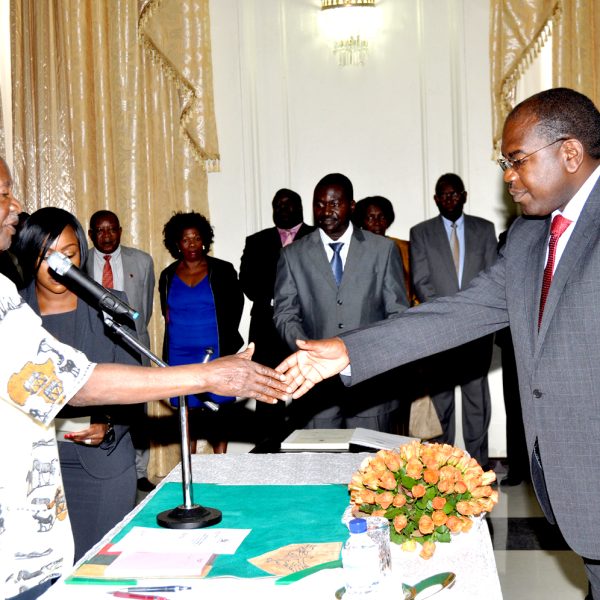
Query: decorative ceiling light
319 0 379 67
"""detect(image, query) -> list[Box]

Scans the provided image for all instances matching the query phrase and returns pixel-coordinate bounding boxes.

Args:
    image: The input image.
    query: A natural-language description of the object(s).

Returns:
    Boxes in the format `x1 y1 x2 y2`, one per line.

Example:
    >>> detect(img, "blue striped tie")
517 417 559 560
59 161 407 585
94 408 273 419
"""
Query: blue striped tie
329 242 344 286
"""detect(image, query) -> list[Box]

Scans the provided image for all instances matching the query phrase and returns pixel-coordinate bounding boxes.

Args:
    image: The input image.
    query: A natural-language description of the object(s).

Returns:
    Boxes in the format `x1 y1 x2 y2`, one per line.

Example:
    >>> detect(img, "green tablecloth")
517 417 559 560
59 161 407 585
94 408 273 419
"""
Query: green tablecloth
113 482 350 578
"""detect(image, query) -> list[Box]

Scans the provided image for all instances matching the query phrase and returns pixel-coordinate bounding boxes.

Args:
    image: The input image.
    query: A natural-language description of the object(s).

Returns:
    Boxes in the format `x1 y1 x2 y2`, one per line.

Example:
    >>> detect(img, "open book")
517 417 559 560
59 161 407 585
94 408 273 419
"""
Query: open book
280 428 417 451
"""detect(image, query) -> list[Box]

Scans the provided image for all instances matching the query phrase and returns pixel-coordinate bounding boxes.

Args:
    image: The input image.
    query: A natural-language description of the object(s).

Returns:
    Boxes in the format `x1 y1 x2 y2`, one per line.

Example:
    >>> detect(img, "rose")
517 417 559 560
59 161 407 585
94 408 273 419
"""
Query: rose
392 493 407 508
379 470 397 491
406 458 423 479
431 496 446 510
453 481 468 494
432 510 448 527
377 491 394 509
418 515 435 535
419 540 436 560
393 514 408 533
423 468 440 485
411 484 426 498
446 515 463 534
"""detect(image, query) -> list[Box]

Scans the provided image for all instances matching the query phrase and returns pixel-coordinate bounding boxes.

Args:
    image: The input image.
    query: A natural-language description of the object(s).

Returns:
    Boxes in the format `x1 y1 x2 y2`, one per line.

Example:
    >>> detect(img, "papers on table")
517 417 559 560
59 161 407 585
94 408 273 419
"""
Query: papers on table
111 526 250 554
351 428 417 450
100 527 251 578
280 427 417 451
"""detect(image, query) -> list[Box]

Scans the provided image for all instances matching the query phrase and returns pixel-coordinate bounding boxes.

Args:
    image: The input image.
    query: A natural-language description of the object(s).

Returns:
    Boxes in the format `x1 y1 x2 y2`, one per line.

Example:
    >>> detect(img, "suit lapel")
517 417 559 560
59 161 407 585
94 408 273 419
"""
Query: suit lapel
307 230 338 290
433 216 458 287
537 184 600 346
339 229 365 290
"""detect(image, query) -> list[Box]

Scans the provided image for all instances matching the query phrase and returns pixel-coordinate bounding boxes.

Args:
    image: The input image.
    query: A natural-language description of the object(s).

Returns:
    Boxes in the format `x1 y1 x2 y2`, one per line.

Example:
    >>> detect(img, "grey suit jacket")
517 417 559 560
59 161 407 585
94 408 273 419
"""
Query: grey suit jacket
273 227 408 350
341 176 600 558
410 214 497 301
85 246 155 356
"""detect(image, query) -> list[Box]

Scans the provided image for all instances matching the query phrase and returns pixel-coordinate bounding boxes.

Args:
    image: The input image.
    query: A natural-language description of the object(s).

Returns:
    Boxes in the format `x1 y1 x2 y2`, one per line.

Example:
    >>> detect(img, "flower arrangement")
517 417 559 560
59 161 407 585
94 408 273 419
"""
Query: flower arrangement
348 440 498 559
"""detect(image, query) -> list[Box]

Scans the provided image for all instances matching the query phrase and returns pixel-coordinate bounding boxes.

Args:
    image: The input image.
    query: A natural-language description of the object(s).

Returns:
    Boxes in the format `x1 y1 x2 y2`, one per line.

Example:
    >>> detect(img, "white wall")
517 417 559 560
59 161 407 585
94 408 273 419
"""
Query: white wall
207 0 509 457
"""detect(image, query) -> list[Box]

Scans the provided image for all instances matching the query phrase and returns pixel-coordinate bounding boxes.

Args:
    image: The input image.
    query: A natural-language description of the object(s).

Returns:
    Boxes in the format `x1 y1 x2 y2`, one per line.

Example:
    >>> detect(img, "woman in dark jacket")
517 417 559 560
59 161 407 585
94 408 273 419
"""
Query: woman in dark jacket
15 207 139 561
159 211 244 453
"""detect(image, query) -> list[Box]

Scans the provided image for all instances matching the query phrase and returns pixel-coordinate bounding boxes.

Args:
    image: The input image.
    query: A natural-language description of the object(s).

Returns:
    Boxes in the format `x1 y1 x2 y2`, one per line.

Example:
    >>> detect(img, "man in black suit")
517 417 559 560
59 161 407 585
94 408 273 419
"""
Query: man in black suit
240 188 314 368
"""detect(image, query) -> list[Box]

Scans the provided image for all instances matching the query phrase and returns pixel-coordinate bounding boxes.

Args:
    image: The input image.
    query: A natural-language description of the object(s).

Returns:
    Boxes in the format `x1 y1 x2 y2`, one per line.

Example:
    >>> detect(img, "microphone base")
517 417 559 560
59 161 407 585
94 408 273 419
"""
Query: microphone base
157 504 222 529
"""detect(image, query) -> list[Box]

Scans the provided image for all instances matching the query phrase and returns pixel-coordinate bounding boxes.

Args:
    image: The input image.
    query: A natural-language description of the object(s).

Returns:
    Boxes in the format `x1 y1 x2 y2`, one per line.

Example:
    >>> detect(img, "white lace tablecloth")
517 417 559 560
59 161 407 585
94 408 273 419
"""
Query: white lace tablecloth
42 453 502 600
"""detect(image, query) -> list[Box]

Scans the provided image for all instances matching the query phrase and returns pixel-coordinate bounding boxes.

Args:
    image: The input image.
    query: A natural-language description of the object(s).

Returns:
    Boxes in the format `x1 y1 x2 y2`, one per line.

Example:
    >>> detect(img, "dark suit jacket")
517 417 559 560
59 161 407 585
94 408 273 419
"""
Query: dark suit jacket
274 226 409 347
410 214 497 301
239 223 314 365
341 176 600 558
159 256 244 361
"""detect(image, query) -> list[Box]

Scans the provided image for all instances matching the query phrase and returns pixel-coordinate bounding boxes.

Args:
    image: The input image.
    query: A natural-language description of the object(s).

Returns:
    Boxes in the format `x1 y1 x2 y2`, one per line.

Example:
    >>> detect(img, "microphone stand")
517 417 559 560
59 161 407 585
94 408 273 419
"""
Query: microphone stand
103 316 222 529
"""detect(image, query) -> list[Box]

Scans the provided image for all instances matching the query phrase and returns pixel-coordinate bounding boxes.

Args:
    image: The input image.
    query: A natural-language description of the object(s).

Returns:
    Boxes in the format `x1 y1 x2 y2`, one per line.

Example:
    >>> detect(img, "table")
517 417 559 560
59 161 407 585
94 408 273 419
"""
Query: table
41 453 502 599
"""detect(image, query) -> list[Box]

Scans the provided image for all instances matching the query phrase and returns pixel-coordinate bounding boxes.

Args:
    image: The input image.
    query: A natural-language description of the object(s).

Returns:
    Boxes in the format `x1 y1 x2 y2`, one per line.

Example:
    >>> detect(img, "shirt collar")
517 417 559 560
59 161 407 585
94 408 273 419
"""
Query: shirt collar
318 221 354 246
555 163 600 224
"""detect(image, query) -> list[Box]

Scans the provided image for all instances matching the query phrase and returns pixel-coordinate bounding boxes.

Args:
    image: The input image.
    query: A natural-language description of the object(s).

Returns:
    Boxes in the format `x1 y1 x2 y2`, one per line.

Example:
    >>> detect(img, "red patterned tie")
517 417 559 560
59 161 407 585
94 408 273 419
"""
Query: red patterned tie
538 214 572 329
102 254 114 288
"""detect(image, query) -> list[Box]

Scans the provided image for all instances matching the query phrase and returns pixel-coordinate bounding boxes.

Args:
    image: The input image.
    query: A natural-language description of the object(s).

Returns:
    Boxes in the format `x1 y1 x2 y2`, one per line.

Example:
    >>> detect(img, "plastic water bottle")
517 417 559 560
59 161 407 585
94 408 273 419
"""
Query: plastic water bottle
342 517 381 597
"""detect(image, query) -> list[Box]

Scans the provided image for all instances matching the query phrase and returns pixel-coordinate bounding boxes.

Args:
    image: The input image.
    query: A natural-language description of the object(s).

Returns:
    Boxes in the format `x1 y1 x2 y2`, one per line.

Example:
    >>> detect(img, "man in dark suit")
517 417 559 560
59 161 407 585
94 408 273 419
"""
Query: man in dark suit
278 88 600 598
240 188 314 368
274 173 408 430
410 174 497 466
85 210 156 491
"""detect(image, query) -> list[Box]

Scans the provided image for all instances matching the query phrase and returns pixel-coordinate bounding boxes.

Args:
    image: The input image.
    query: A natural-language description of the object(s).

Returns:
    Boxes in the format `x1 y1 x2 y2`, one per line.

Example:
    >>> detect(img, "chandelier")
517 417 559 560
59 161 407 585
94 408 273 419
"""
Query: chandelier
320 0 379 67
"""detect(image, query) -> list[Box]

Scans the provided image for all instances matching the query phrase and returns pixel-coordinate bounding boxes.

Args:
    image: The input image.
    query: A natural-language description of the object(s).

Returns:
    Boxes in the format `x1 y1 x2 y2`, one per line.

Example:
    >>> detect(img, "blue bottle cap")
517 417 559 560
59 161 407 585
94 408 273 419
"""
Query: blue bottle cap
348 518 368 533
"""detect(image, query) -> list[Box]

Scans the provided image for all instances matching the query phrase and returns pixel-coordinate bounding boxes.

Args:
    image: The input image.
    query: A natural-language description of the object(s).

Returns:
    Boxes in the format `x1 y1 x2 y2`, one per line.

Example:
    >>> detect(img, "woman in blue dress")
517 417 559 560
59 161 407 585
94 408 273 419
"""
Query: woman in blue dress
159 212 244 453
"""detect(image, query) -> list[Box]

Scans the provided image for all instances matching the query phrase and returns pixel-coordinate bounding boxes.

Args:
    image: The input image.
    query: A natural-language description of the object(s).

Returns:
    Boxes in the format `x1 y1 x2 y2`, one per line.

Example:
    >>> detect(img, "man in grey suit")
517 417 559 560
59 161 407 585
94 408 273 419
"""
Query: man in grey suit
274 173 408 431
279 88 600 598
86 210 156 491
410 174 497 466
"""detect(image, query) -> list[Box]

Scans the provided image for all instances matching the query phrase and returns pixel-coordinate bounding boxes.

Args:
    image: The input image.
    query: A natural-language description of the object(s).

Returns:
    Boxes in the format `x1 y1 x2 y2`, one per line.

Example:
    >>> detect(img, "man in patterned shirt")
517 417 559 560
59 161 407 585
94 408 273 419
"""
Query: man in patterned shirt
0 158 290 600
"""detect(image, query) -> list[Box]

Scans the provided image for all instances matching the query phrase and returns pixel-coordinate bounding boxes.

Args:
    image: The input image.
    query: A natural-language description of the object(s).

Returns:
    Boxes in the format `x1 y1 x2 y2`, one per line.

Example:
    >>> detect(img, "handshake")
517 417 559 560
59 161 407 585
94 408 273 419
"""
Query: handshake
218 337 350 405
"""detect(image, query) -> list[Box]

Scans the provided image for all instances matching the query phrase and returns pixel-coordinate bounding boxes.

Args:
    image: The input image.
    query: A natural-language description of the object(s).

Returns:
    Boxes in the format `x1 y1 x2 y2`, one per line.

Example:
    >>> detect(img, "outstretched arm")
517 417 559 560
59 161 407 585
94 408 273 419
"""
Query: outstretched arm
72 344 292 407
276 337 350 399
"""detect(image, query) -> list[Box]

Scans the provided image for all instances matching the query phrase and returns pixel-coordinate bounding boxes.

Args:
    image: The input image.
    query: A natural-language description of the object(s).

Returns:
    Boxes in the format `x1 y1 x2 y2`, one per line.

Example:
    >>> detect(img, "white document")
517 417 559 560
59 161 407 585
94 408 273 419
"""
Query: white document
350 428 417 450
54 416 91 441
280 428 354 451
110 526 250 555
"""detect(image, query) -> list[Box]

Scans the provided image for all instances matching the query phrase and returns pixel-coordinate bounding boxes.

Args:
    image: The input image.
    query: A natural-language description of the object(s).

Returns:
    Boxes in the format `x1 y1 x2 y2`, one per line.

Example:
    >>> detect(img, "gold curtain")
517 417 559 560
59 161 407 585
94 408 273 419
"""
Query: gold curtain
552 0 600 105
11 0 220 477
490 0 560 151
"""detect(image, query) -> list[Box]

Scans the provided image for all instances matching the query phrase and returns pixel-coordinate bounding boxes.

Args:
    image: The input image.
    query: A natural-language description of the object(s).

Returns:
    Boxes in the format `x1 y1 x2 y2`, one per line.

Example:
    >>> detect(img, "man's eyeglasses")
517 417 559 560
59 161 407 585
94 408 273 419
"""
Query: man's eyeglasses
497 138 568 172
436 191 465 201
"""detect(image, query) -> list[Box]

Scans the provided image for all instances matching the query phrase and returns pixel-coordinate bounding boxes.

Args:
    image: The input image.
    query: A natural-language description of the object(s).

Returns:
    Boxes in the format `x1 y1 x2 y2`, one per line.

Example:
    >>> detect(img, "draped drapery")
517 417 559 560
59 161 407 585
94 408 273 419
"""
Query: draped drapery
11 0 220 477
552 0 600 106
491 0 600 153
490 0 559 152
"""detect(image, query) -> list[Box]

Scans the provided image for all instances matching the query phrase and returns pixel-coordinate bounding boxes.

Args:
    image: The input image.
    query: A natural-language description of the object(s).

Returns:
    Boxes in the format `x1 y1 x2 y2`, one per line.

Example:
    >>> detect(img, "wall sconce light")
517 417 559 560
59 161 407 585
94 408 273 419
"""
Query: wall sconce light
319 0 380 67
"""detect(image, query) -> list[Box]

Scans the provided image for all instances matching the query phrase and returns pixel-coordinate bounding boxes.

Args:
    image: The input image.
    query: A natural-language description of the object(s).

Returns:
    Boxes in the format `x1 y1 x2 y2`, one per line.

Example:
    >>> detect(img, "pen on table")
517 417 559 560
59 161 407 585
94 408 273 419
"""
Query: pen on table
109 592 169 600
121 585 192 594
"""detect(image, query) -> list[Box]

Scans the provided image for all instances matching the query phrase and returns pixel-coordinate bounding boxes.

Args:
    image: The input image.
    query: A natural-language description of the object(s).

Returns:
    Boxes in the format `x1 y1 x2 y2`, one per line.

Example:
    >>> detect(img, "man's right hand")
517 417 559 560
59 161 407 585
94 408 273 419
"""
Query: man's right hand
276 337 350 398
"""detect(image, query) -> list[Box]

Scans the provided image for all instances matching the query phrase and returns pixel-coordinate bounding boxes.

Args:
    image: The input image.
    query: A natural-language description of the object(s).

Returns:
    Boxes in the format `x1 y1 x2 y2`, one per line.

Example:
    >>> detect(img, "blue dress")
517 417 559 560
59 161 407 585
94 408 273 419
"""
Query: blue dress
168 274 234 407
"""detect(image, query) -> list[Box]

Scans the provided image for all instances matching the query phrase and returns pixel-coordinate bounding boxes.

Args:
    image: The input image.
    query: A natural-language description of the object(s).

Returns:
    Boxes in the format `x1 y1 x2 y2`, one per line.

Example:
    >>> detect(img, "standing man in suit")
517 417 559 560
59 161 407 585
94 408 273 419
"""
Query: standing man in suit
410 174 497 466
274 173 408 430
240 188 314 368
86 210 156 492
278 88 600 598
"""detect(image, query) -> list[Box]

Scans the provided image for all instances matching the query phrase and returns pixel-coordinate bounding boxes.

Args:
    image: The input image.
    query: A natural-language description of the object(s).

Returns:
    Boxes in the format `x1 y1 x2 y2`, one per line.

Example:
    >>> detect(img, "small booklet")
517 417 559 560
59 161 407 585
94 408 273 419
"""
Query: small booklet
351 428 417 450
280 428 354 451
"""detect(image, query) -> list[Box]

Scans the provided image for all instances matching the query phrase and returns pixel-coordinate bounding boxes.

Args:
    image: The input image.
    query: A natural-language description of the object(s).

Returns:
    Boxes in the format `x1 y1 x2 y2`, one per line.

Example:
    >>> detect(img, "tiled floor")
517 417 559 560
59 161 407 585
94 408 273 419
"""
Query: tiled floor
490 462 588 599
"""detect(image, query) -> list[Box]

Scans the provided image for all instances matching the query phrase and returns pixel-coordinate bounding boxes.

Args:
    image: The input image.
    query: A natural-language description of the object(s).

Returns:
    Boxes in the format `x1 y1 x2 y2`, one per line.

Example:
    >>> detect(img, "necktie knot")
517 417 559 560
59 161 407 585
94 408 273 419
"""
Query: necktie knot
103 254 111 263
550 214 572 238
329 242 344 286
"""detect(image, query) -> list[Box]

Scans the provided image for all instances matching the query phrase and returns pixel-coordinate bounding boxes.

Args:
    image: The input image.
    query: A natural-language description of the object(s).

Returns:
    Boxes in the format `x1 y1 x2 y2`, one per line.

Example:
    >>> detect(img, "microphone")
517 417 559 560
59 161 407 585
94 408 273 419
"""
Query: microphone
47 251 140 322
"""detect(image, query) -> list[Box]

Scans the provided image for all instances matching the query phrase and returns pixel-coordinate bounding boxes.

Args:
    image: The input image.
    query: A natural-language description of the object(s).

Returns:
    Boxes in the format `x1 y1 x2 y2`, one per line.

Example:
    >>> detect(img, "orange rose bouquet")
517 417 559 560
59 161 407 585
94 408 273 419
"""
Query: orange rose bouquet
348 441 498 559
